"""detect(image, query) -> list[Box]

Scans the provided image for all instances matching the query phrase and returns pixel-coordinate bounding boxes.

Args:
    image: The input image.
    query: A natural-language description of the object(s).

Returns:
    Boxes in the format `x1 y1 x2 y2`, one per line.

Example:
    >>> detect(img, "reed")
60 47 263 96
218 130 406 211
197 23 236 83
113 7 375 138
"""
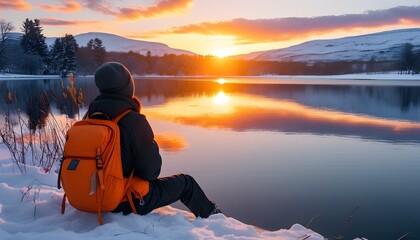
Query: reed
0 78 82 173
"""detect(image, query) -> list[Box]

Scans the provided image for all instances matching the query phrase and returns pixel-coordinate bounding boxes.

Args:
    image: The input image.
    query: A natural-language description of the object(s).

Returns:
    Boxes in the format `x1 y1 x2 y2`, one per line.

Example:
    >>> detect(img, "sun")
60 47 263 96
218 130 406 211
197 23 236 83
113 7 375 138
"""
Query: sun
213 48 235 58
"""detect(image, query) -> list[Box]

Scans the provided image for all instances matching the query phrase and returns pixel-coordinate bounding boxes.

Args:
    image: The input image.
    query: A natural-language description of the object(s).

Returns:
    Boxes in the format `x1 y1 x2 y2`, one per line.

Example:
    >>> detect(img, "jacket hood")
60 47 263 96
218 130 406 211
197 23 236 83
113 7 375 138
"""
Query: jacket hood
87 94 141 119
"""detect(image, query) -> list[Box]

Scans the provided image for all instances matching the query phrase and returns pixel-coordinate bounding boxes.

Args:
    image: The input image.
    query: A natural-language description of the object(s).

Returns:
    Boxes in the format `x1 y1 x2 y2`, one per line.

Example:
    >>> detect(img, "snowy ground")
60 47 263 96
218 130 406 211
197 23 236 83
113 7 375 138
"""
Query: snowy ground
0 73 60 80
0 144 324 240
268 72 420 81
274 72 420 80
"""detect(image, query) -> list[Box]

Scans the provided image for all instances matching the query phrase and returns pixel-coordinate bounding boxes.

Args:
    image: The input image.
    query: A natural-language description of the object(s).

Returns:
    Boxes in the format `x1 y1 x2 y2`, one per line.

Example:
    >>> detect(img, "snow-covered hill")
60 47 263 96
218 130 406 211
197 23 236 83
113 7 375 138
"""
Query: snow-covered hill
9 32 195 56
6 32 23 41
73 32 195 56
235 28 420 62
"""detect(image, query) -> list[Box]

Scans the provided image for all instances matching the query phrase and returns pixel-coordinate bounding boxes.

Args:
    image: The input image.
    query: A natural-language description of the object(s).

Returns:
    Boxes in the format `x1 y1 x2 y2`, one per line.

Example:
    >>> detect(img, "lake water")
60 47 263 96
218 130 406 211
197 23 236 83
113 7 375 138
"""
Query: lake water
1 76 420 239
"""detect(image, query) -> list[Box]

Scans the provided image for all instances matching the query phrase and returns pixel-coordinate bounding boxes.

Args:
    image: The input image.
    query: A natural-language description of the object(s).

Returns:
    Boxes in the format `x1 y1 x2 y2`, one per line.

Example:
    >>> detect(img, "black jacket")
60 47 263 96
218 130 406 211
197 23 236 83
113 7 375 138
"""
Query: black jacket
87 94 162 180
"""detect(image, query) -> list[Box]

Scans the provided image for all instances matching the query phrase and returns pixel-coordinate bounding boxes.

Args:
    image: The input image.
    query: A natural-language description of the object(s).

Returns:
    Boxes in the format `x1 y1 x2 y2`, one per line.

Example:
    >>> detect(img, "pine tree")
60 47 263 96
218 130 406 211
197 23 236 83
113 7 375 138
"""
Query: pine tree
20 18 49 73
49 38 64 74
49 34 78 76
83 38 106 70
21 19 34 54
21 19 48 58
62 34 78 75
33 19 48 61
93 38 106 67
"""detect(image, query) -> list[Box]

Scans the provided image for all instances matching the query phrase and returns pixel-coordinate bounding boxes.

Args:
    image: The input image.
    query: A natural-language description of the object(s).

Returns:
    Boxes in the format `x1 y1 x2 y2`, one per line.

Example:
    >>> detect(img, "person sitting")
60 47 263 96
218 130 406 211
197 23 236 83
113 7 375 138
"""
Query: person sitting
87 62 221 217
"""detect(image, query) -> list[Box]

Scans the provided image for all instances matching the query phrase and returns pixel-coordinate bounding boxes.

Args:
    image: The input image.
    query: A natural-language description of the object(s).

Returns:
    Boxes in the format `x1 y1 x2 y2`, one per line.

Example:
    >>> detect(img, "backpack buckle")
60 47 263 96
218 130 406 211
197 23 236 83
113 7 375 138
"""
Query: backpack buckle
96 156 104 170
96 147 104 170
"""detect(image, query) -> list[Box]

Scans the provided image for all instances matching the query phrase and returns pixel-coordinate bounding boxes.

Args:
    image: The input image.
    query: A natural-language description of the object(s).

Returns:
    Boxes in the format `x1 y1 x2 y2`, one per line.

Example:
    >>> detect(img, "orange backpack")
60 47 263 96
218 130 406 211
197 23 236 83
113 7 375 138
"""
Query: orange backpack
58 110 138 224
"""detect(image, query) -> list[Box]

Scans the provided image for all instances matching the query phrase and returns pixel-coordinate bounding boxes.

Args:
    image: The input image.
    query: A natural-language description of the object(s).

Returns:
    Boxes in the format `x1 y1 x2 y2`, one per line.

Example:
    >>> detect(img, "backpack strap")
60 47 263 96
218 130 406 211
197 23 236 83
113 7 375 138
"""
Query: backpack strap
90 112 111 120
97 188 104 225
85 109 131 121
95 109 131 224
61 193 66 214
124 171 138 215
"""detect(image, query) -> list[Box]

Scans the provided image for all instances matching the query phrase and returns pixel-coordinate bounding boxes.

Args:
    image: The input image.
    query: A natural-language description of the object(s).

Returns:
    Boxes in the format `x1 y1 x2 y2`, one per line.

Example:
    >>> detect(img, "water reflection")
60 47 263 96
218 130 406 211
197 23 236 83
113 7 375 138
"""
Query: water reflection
145 90 420 143
21 89 50 130
213 91 229 105
1 77 419 143
154 132 189 152
0 78 87 129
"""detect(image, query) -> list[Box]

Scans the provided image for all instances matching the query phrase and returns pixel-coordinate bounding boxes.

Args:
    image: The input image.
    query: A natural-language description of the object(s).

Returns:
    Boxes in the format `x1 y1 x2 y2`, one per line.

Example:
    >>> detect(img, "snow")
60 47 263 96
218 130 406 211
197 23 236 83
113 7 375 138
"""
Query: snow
0 144 324 240
238 28 420 62
258 72 420 82
299 72 420 80
0 73 60 80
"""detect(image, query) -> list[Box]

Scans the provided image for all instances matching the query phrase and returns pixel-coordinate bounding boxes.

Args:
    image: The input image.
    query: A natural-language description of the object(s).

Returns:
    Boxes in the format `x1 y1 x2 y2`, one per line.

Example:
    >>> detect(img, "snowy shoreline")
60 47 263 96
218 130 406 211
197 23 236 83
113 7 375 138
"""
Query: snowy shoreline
1 72 419 81
0 73 61 80
0 144 325 240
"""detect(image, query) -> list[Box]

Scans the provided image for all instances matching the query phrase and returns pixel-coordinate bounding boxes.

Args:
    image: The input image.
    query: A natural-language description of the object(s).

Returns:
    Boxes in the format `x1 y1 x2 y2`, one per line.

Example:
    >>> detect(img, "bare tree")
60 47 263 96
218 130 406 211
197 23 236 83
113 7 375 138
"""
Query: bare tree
0 19 14 72
0 19 14 42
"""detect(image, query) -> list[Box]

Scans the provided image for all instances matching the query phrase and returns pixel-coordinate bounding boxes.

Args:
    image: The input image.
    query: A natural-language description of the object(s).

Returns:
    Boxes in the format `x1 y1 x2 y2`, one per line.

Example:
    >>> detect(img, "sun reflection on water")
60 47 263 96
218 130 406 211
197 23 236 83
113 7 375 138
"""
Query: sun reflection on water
143 91 420 142
213 91 229 105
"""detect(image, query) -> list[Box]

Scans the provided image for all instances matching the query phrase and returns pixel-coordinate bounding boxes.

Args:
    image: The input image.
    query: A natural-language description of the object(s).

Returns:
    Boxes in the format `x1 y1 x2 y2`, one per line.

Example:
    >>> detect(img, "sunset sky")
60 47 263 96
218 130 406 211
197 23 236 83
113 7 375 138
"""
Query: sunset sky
1 0 420 56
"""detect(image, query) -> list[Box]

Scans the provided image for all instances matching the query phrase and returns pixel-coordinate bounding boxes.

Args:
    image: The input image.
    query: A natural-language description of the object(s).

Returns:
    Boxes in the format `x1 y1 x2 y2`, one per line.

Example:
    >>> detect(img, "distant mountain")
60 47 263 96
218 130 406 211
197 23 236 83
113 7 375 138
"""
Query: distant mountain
234 28 420 62
9 32 195 56
8 28 420 61
7 32 23 41
72 32 195 56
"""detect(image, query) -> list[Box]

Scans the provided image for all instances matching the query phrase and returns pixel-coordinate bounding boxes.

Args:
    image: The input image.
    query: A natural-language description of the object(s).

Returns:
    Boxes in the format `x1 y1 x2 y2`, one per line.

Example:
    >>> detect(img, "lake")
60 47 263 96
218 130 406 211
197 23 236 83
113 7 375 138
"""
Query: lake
1 76 420 239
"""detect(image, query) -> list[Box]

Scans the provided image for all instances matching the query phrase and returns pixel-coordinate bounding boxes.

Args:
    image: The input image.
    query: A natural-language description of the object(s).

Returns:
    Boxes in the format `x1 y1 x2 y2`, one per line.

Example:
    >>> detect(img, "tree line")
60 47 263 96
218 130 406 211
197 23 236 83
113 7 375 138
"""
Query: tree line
0 18 108 76
0 18 419 76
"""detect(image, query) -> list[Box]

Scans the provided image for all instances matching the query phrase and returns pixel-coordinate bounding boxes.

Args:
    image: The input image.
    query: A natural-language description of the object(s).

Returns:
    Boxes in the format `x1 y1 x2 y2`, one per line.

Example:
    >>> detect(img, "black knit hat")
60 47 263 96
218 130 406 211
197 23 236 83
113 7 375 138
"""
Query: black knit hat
94 62 134 98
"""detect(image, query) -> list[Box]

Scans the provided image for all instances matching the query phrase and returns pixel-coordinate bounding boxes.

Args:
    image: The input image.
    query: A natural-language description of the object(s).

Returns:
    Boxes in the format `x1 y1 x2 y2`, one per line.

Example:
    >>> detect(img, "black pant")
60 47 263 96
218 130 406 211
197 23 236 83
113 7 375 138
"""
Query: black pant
113 174 214 218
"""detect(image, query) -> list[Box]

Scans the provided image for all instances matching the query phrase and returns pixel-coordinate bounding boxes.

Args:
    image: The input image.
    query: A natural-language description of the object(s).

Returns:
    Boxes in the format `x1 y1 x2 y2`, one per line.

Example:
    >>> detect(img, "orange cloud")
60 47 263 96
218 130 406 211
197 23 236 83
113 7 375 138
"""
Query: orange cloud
0 0 31 11
39 1 81 12
80 0 192 21
164 5 420 44
117 0 193 20
40 17 100 26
